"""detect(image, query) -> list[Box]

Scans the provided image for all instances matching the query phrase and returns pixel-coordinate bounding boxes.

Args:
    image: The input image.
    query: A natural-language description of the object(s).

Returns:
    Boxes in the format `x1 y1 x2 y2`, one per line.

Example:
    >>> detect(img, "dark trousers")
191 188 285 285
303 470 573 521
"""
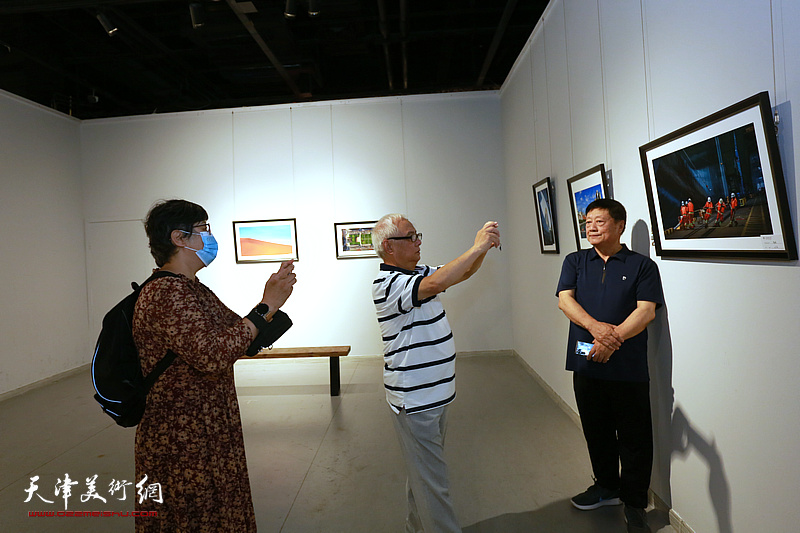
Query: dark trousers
573 373 653 509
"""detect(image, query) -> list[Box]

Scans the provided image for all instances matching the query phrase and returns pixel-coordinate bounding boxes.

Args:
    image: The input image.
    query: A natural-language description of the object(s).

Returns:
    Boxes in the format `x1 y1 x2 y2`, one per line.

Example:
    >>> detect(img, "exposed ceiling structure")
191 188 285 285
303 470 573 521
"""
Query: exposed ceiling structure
0 0 547 120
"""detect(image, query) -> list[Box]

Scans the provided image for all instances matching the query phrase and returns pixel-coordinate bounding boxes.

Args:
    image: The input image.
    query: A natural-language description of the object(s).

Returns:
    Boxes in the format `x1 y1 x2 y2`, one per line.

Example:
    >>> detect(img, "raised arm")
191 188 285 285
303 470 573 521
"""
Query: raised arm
242 260 296 339
418 221 500 300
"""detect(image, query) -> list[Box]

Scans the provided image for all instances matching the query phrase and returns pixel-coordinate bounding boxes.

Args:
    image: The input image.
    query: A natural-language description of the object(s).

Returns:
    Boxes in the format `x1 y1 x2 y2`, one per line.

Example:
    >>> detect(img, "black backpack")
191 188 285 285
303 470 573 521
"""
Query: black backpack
91 271 179 427
91 271 294 427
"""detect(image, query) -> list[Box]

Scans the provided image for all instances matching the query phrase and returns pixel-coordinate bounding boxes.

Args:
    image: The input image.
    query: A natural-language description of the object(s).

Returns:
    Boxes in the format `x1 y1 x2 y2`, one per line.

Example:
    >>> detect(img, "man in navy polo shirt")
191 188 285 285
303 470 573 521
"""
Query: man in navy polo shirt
556 198 664 533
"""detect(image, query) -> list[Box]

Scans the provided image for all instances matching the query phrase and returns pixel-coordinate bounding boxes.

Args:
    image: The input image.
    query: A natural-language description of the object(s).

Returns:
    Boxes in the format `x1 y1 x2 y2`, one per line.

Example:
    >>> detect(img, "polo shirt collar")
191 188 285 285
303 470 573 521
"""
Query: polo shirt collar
380 263 418 275
589 244 631 262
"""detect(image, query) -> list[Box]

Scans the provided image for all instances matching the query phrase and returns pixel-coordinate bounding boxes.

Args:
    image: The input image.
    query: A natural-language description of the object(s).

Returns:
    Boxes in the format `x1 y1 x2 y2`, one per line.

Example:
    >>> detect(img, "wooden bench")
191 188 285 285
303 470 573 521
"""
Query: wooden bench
241 346 351 396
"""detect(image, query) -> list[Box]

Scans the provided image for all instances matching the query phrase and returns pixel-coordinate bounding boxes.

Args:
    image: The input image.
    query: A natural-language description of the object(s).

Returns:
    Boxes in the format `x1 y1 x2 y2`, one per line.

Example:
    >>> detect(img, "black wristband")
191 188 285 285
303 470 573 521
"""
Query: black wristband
245 310 293 356
246 308 268 332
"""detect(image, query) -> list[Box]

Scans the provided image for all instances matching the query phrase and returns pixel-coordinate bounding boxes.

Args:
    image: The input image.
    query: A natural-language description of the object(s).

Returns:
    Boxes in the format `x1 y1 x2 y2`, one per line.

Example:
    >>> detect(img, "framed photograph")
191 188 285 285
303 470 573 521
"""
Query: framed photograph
232 219 298 263
640 91 797 260
532 177 559 254
567 164 609 250
334 221 379 259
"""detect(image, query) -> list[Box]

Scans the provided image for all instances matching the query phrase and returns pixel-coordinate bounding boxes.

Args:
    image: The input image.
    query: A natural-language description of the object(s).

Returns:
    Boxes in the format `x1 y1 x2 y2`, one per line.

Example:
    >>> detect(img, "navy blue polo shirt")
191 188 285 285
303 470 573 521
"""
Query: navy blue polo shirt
556 245 664 382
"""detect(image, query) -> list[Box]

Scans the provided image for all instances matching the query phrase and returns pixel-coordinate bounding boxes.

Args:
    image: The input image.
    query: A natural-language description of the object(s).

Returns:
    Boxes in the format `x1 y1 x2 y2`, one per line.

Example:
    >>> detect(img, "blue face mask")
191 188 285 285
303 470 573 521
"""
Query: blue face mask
184 231 218 266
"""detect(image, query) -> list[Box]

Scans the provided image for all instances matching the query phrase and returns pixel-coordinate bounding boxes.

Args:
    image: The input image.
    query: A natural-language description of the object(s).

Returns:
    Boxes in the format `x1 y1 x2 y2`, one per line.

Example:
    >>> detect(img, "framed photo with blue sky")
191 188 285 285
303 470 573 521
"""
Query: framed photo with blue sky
232 219 298 263
566 164 609 250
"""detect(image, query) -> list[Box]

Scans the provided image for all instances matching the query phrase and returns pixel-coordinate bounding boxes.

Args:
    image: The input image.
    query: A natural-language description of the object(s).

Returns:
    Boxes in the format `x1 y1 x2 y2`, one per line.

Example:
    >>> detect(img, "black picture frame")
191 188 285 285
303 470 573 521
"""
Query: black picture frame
639 91 797 260
566 164 609 250
232 218 299 264
334 221 379 259
532 177 559 254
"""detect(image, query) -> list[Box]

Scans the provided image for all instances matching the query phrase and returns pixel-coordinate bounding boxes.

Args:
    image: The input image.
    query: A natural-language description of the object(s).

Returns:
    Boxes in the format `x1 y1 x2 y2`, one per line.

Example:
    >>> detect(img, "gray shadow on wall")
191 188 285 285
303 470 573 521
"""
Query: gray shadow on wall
671 407 733 533
774 99 800 262
631 219 733 533
631 219 675 506
774 99 797 244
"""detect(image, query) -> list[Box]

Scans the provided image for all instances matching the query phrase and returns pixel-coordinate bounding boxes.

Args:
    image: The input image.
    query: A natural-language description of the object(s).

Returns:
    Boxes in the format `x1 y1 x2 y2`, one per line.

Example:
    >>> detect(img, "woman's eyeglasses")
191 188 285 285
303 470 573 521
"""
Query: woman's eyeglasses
179 222 211 236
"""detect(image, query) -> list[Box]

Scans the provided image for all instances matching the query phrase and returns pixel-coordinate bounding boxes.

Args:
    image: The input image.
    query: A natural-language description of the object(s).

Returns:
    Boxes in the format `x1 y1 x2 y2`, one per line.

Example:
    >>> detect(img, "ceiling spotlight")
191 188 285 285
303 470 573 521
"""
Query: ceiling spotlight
189 3 205 29
284 0 298 19
96 13 118 36
307 0 319 17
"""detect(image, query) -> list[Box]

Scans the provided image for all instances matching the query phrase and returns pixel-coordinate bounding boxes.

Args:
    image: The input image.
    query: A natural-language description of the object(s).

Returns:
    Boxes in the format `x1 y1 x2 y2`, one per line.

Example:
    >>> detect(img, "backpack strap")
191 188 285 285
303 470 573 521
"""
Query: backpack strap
143 349 178 392
144 269 182 284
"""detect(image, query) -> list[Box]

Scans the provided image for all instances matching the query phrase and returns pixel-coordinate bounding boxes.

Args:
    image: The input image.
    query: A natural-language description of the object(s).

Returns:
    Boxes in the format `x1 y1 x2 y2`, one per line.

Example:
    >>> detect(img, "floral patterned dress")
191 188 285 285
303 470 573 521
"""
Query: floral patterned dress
132 273 257 532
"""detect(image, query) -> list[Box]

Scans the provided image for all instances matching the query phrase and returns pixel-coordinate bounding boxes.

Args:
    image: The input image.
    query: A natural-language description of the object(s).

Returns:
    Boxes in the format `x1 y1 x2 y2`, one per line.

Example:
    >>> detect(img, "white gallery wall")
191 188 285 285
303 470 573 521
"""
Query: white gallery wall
501 1 800 532
1 91 511 394
79 93 511 378
0 93 87 396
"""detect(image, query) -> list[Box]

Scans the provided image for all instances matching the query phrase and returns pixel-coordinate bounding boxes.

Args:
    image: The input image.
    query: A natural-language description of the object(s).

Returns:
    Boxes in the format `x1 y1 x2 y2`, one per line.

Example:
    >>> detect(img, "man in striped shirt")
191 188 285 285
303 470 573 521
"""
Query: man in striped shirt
372 213 500 533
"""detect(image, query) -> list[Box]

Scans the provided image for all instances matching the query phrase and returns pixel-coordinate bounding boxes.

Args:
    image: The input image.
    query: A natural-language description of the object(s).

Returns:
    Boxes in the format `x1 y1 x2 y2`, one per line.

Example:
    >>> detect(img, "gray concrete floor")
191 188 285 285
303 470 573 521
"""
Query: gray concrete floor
1 354 672 532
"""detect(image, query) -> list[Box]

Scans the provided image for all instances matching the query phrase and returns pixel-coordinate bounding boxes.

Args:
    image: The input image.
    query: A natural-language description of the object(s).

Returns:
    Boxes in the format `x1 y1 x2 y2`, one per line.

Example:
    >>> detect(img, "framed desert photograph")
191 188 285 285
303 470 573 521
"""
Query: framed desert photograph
232 219 298 263
532 177 559 254
640 91 797 260
334 221 379 259
567 164 609 250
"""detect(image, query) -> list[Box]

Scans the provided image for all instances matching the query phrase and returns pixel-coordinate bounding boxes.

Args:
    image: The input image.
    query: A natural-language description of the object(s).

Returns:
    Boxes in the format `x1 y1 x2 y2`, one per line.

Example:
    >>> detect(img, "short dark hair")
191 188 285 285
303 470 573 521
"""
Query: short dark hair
586 198 626 226
144 199 208 267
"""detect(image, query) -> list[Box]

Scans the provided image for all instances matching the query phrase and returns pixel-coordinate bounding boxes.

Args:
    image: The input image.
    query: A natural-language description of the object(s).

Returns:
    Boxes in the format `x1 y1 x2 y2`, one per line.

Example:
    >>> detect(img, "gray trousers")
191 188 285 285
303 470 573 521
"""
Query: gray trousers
391 405 461 533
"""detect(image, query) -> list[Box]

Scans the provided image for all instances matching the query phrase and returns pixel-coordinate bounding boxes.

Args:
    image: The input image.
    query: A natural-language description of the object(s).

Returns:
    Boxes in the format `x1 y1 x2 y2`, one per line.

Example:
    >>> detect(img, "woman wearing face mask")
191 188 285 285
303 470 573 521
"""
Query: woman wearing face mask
132 199 296 532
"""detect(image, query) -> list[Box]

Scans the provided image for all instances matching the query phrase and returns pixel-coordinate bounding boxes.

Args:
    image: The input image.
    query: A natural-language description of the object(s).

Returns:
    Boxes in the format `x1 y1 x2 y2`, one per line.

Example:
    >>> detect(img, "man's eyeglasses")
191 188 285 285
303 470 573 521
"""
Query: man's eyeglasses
387 232 422 243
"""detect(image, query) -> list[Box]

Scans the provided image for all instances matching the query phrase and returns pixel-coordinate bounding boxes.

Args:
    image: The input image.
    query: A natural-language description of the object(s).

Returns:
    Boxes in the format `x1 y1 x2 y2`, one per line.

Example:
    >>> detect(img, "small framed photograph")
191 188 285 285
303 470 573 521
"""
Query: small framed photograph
334 221 379 259
640 91 797 260
567 164 609 250
232 219 298 263
532 177 559 254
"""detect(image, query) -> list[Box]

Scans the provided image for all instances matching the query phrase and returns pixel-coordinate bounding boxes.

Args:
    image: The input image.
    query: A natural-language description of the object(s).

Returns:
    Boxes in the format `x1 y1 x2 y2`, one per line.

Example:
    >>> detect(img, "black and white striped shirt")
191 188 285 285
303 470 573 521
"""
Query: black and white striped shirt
373 263 456 414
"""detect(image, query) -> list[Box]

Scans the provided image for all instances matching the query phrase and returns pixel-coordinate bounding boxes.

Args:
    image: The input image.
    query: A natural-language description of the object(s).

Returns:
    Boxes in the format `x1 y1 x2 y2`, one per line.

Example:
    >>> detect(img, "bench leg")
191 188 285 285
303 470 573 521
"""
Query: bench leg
329 356 340 396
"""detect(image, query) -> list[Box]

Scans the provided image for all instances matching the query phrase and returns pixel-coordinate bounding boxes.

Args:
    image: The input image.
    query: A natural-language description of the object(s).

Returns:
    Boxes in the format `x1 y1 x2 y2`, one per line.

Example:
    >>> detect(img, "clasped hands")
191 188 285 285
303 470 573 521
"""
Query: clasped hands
586 321 622 363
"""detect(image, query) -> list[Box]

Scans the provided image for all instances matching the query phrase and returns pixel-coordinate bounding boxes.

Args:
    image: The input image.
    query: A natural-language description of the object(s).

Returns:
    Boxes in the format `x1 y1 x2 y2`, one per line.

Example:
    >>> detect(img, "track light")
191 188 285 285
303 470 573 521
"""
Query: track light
284 0 298 19
96 13 118 36
284 0 321 19
189 3 205 29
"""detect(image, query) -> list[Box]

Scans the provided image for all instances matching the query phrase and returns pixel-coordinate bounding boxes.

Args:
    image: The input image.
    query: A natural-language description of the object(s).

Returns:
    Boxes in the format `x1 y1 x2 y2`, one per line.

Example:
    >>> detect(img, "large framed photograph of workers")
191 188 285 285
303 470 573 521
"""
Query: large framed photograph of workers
640 92 797 260
233 219 299 263
334 221 379 259
567 164 609 250
532 177 559 254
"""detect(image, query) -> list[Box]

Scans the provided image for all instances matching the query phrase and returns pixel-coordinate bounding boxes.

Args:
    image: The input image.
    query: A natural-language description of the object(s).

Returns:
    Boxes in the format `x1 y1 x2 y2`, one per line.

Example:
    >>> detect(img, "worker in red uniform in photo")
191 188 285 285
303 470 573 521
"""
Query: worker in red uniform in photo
715 198 726 226
678 201 687 229
703 197 713 227
686 198 695 228
729 193 738 226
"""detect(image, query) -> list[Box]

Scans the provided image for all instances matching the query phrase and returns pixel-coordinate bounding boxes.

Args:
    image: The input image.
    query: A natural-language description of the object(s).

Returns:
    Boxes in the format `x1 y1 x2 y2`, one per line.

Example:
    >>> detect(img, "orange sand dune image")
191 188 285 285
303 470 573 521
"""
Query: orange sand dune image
240 238 293 256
